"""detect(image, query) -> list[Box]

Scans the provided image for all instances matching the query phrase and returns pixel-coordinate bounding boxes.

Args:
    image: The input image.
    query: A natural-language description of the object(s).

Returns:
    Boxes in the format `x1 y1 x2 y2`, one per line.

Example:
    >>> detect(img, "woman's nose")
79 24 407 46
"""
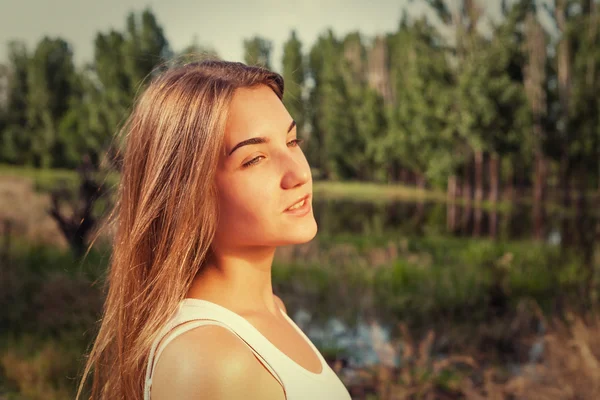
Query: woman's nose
281 153 310 189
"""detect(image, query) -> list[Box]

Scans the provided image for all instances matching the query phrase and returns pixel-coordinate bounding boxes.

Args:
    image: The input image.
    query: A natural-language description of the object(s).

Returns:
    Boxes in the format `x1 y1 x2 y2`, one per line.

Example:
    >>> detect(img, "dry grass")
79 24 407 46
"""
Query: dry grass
0 176 68 248
496 314 600 399
0 337 82 400
345 312 600 399
0 175 115 252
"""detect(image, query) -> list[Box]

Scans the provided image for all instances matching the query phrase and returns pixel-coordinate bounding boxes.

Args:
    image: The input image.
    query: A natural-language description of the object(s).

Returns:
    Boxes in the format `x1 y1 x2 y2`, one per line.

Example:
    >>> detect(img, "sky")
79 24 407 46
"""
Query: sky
0 0 439 73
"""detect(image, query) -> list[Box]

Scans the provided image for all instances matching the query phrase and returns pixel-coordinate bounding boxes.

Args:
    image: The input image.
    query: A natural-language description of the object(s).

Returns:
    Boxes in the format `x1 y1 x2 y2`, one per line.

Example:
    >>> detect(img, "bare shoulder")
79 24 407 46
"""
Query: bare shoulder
273 294 287 315
151 324 285 400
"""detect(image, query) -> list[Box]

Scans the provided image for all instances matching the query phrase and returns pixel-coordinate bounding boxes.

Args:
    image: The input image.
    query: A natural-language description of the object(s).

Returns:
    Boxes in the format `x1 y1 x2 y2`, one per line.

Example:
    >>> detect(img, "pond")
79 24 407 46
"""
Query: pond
312 197 576 244
285 197 574 394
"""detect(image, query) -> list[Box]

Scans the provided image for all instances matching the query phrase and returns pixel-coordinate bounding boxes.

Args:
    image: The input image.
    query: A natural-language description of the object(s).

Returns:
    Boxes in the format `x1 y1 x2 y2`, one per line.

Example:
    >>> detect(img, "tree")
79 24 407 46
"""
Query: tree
243 36 273 69
308 30 356 180
384 18 457 187
341 33 387 181
49 156 110 257
122 8 172 88
26 37 78 168
544 0 600 290
0 64 6 136
522 5 548 240
282 31 306 133
352 84 388 181
85 8 171 167
0 41 30 164
177 36 220 64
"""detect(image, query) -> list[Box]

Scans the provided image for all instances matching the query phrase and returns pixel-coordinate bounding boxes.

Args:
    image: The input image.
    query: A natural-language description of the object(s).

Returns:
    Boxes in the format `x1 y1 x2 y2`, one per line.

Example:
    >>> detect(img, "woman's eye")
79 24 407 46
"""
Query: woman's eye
242 156 265 168
288 138 304 147
242 139 304 169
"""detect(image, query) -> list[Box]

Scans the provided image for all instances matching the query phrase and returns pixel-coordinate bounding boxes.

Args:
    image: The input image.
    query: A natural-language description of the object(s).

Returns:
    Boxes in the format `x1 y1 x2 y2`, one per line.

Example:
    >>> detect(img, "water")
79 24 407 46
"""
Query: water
313 197 574 244
292 307 400 369
296 197 569 374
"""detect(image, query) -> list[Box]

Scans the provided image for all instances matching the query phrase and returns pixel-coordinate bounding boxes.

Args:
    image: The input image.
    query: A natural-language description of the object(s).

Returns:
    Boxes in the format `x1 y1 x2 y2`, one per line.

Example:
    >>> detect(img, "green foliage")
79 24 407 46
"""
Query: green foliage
453 27 530 159
84 8 171 165
2 41 31 164
562 2 600 173
25 37 79 168
0 239 107 360
282 31 306 133
0 8 171 169
308 30 359 180
370 234 582 324
5 41 29 128
383 19 457 186
0 334 86 400
243 36 273 69
1 216 596 399
122 9 172 86
1 2 599 193
0 164 118 193
177 36 220 63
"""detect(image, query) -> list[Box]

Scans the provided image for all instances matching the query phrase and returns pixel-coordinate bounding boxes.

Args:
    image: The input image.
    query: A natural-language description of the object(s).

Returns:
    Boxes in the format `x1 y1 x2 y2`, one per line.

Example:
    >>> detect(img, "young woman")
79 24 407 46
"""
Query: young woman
77 60 352 400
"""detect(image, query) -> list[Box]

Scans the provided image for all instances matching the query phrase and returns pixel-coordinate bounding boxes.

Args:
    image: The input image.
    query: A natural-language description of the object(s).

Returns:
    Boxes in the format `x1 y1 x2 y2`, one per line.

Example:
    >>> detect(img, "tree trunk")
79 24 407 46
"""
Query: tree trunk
515 159 525 202
560 155 571 249
474 203 482 237
400 167 409 185
473 151 484 237
1 219 11 268
501 157 515 240
533 153 546 240
416 174 426 232
474 150 484 204
574 169 595 302
462 160 473 235
556 0 572 249
574 172 584 248
447 175 458 233
489 153 499 239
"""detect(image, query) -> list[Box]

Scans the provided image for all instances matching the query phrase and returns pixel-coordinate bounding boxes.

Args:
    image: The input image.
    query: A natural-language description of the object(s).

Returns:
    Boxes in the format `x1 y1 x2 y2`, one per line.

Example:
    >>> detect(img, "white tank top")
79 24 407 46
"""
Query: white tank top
144 298 352 400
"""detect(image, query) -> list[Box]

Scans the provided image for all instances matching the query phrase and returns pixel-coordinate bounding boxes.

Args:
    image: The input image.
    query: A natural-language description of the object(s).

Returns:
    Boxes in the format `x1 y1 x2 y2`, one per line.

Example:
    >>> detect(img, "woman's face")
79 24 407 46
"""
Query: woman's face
211 84 317 253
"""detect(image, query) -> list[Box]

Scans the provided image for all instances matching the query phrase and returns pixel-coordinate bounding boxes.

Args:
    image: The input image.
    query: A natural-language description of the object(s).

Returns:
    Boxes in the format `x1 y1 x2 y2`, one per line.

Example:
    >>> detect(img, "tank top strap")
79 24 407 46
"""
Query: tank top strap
144 301 286 400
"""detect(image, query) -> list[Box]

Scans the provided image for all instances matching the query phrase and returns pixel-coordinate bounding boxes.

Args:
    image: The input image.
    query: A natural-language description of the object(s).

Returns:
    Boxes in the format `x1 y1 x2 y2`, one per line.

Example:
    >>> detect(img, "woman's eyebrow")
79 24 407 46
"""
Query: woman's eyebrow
228 120 296 156
286 120 296 134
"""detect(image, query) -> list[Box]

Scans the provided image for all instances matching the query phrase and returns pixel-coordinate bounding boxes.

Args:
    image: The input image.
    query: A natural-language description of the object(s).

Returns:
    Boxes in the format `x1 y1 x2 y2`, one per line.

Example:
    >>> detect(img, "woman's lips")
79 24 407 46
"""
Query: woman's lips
284 194 311 215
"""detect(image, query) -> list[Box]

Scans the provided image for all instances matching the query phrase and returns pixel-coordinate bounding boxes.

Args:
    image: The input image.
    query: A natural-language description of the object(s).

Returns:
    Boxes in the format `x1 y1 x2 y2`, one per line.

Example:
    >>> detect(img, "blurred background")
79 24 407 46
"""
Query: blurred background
1 0 600 398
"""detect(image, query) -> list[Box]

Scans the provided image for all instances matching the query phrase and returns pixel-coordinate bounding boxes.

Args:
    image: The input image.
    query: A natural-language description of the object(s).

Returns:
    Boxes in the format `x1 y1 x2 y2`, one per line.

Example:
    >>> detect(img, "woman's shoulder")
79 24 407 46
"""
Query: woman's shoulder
273 294 287 315
150 324 284 400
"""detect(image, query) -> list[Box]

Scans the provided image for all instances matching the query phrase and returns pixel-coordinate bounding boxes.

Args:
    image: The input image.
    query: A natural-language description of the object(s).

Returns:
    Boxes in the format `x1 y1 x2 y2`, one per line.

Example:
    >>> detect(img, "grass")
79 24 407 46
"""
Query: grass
0 333 88 400
2 165 599 398
0 164 79 182
1 165 438 203
348 314 600 399
0 164 490 205
0 164 119 193
1 232 598 399
0 164 584 216
313 180 446 203
5 228 589 331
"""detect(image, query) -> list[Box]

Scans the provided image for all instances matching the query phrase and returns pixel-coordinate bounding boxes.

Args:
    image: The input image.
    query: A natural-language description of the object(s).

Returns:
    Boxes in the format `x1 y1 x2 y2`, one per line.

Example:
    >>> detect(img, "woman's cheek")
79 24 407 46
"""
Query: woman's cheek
227 179 264 212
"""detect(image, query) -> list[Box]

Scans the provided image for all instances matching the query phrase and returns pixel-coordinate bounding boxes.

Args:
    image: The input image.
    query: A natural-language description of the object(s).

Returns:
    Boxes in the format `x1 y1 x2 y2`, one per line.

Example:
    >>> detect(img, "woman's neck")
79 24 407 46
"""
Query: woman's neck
187 246 279 315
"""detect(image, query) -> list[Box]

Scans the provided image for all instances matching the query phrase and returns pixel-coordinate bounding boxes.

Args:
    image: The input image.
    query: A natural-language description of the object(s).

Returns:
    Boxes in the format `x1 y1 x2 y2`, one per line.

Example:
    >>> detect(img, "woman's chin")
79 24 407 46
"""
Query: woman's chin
278 220 318 245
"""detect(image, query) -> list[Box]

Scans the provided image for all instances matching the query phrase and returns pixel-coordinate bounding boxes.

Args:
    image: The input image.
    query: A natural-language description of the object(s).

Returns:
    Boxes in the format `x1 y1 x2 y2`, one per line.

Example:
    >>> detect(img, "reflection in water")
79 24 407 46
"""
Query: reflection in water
292 307 399 369
313 198 568 243
304 197 597 388
294 306 547 384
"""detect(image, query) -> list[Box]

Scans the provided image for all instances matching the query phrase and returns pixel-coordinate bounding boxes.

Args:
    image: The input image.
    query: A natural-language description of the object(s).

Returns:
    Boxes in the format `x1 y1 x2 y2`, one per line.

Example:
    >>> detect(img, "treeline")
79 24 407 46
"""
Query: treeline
1 2 600 204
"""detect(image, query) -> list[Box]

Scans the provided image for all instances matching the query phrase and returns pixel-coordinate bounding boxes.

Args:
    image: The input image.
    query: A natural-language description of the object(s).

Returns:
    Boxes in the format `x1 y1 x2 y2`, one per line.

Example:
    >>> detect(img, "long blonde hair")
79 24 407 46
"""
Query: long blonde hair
77 60 284 400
